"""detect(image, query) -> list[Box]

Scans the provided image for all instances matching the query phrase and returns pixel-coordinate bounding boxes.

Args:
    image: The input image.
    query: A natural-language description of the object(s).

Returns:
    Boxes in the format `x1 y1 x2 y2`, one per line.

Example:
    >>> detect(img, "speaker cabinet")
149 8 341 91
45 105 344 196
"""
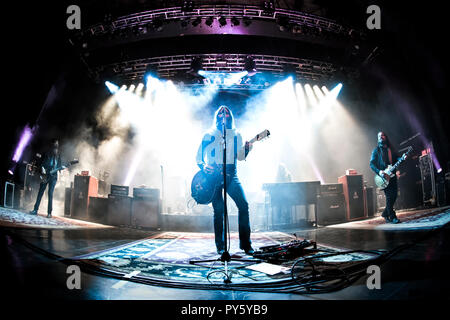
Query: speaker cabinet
107 195 132 227
70 175 98 220
131 188 160 229
317 193 347 225
131 198 161 229
338 174 366 221
3 182 14 208
364 187 375 217
419 153 436 206
88 197 109 224
64 187 72 217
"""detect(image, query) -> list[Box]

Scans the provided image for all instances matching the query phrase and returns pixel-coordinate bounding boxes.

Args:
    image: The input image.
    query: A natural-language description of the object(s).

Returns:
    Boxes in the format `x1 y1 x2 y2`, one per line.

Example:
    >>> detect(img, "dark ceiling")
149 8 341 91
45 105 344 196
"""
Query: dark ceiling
1 0 449 178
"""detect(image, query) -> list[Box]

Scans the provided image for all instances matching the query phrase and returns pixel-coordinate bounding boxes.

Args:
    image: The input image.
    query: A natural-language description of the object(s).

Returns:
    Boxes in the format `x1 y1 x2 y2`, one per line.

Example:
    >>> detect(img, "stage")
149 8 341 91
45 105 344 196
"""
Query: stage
1 0 449 312
1 205 449 300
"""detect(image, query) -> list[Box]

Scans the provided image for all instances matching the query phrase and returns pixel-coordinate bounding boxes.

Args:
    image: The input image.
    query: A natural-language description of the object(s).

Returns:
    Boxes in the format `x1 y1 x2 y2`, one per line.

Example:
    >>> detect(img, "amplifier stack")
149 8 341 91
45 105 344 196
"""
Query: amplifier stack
316 183 347 226
131 187 161 230
107 184 131 227
338 174 366 221
70 175 98 219
65 180 162 229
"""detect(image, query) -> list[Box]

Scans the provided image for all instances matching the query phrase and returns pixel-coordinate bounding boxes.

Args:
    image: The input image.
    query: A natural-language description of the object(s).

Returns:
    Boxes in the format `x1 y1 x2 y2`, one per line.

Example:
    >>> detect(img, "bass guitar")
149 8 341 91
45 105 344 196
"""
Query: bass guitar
374 146 412 189
191 129 270 205
39 159 79 183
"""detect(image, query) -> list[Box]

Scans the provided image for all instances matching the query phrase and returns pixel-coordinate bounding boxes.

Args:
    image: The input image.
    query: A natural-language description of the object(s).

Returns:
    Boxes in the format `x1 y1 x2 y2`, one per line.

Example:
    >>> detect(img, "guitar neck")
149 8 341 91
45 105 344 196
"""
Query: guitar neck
388 151 410 173
249 137 258 144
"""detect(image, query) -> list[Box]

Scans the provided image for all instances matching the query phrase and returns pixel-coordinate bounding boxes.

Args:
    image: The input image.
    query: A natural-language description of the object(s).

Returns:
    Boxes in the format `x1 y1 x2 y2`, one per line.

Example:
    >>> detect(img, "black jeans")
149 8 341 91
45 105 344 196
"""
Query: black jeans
33 177 57 214
383 177 398 219
212 169 252 252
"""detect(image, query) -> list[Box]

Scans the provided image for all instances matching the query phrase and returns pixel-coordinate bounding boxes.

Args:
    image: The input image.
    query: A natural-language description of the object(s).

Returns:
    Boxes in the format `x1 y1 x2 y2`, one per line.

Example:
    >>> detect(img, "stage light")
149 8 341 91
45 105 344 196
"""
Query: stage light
136 83 144 95
312 83 343 123
223 71 248 86
181 1 195 12
304 84 318 107
192 17 201 27
188 56 203 76
180 18 189 28
153 18 164 32
144 64 158 82
263 0 275 15
128 84 136 92
205 17 214 27
313 85 325 103
8 169 14 175
218 17 227 27
231 17 240 26
244 56 257 76
105 81 119 93
295 82 307 114
12 125 33 163
124 150 143 186
282 64 297 80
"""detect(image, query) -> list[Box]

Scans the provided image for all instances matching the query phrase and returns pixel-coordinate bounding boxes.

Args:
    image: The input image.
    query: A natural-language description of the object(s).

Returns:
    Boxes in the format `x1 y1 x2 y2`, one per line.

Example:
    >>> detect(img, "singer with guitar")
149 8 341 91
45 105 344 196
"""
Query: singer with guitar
195 106 259 255
29 139 64 218
370 131 408 224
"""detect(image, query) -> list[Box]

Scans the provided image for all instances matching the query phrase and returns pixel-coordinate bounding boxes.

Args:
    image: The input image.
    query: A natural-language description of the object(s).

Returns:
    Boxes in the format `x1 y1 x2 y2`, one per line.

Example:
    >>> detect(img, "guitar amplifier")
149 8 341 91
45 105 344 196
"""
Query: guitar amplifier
376 188 386 212
111 184 129 197
88 196 109 224
107 194 132 227
338 174 366 221
364 187 375 217
131 197 161 229
133 187 160 201
64 187 72 217
317 193 347 225
70 175 98 220
320 183 343 195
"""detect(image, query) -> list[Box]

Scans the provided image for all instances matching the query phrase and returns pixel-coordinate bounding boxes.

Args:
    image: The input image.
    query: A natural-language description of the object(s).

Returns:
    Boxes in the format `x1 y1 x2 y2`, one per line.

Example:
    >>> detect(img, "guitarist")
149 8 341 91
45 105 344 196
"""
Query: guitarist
29 139 62 218
196 106 254 255
370 132 404 224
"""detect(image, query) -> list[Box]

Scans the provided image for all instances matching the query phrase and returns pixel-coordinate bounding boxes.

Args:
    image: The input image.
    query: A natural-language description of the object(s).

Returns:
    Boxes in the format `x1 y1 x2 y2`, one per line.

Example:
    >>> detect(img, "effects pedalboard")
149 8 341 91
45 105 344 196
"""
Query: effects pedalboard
252 239 318 264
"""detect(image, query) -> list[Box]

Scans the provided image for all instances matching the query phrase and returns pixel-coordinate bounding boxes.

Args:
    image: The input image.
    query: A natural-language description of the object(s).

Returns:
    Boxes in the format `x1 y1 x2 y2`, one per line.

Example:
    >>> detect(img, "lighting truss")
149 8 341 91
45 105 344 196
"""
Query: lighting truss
82 4 362 40
94 53 354 85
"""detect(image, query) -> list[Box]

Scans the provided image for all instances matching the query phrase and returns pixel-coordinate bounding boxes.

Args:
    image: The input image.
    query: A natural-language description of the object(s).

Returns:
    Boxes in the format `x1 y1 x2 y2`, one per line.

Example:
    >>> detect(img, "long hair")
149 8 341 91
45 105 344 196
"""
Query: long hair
378 131 398 162
378 131 392 148
212 105 236 130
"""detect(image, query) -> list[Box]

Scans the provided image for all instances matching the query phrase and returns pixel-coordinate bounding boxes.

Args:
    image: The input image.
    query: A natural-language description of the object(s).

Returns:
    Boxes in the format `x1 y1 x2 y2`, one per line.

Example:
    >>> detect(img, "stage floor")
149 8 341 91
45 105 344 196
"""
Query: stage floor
1 206 449 300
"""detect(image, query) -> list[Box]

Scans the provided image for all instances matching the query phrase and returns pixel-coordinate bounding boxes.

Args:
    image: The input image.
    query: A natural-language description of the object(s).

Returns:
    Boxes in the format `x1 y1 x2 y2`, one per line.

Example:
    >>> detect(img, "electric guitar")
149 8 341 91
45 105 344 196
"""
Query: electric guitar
191 129 270 205
39 159 79 183
374 147 412 189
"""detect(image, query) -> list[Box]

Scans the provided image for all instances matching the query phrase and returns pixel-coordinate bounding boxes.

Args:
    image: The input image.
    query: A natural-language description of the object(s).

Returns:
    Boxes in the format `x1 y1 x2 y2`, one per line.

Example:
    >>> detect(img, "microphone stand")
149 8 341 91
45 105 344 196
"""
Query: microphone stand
190 113 259 284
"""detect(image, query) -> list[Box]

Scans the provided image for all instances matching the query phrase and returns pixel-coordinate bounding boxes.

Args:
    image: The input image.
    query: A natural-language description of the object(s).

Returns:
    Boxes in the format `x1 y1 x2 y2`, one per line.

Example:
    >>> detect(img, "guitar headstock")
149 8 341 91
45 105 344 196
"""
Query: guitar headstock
255 129 270 142
402 146 413 160
69 159 79 166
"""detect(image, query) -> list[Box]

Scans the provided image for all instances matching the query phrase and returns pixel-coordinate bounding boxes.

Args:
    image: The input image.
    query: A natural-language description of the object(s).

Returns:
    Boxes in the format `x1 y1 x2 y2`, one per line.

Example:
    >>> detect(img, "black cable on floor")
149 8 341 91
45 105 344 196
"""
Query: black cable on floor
1 223 448 295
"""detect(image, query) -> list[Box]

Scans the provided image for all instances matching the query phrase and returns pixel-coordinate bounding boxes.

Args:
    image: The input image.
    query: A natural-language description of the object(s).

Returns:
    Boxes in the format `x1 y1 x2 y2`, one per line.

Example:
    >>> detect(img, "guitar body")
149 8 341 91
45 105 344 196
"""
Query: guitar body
191 129 270 205
191 170 220 205
374 174 389 190
374 147 412 190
